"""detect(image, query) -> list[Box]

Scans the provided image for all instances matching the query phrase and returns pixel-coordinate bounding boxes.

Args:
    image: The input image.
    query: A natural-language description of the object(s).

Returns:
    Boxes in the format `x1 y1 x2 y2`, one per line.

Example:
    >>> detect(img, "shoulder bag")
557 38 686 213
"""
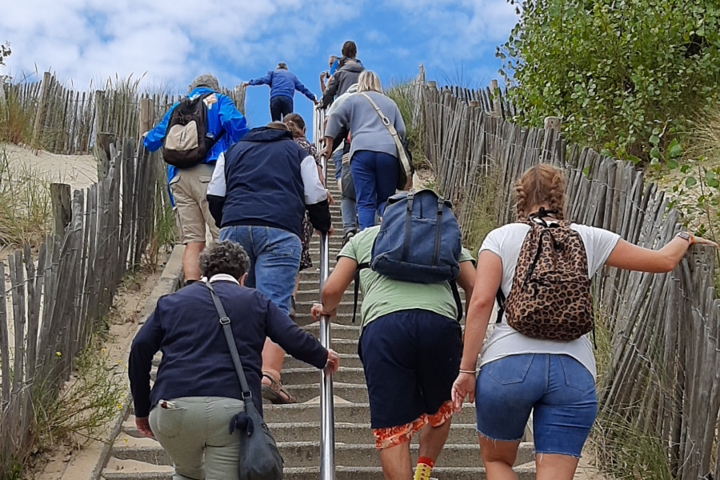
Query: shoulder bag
360 92 413 190
205 281 284 480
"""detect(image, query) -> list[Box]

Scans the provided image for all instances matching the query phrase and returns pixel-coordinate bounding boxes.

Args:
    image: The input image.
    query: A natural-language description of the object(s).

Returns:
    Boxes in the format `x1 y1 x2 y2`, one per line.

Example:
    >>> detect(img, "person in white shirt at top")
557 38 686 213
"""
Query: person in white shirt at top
452 164 717 480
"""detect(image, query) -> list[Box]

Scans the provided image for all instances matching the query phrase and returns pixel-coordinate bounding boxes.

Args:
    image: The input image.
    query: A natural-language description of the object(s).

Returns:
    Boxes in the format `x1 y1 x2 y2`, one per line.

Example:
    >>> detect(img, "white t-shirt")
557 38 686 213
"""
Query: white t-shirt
478 222 621 378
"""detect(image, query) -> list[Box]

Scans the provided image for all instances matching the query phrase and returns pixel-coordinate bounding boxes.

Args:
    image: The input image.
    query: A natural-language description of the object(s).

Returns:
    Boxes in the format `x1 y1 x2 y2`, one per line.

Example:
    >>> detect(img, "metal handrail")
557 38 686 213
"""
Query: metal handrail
313 106 335 480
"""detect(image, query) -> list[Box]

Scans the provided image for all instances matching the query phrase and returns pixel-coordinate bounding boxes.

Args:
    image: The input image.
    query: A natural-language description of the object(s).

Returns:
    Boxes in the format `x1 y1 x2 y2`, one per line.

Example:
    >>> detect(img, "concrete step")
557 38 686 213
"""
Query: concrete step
282 367 365 385
284 382 368 404
104 465 537 480
109 442 535 469
284 353 362 369
263 402 480 425
301 323 361 340
268 421 482 445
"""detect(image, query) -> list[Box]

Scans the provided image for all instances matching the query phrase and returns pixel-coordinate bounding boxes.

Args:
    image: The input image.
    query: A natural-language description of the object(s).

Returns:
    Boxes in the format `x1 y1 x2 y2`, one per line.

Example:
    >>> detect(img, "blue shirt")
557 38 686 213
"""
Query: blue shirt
143 87 249 188
248 69 316 102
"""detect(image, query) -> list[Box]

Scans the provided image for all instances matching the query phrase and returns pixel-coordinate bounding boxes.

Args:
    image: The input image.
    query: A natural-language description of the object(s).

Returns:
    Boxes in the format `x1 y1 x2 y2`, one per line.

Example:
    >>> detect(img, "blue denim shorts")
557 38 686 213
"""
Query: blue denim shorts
475 354 597 457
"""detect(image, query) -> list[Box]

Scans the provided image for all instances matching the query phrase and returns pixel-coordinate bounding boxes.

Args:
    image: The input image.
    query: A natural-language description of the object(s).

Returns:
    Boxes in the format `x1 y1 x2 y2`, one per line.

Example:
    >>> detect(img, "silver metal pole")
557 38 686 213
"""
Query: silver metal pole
314 106 335 480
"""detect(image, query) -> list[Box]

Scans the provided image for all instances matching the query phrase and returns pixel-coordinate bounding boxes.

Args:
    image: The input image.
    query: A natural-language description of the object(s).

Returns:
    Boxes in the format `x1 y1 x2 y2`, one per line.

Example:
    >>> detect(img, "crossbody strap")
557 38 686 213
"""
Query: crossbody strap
205 281 252 399
359 93 412 176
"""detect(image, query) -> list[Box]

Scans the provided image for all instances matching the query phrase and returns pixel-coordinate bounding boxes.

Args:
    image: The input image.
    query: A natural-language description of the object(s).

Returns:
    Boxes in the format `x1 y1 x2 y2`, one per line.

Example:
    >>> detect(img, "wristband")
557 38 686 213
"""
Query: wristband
676 231 693 245
459 369 477 375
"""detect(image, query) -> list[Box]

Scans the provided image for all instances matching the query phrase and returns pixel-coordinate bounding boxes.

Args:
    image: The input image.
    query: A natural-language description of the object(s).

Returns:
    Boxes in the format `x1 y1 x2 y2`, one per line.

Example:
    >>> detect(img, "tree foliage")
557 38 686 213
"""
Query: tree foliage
0 42 10 66
498 0 720 161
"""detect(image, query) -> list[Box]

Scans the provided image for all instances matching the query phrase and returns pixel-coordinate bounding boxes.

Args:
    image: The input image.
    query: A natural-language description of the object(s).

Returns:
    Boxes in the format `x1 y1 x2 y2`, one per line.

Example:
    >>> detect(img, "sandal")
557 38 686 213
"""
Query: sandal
261 373 296 404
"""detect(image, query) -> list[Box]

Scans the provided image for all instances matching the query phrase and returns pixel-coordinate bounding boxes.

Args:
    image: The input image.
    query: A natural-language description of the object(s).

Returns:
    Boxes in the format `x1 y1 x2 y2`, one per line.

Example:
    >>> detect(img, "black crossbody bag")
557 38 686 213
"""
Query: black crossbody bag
205 281 284 480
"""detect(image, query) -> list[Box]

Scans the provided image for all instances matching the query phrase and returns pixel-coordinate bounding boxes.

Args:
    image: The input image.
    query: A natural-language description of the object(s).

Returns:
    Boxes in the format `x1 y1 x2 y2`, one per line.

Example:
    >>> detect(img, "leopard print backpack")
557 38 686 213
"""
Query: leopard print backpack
499 210 594 341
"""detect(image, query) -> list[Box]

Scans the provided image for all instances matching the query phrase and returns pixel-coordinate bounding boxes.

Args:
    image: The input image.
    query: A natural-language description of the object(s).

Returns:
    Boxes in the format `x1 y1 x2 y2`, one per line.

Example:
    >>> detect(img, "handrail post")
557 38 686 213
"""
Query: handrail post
314 106 335 480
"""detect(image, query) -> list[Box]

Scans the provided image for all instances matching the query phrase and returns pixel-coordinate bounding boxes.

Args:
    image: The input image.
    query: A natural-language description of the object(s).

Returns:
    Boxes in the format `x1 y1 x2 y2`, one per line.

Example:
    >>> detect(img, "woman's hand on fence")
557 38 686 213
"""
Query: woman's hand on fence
325 349 340 374
451 373 476 413
311 303 337 321
692 235 719 248
136 416 154 438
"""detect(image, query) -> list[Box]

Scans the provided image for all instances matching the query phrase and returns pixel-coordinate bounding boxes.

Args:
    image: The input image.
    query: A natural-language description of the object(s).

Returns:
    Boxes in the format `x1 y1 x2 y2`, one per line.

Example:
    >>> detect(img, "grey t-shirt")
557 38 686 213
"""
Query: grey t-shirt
325 91 406 161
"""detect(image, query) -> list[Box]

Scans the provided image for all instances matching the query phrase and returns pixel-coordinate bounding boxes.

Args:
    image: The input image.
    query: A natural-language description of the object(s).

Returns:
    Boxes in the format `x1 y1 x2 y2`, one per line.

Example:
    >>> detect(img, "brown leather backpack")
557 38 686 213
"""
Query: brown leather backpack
497 210 594 341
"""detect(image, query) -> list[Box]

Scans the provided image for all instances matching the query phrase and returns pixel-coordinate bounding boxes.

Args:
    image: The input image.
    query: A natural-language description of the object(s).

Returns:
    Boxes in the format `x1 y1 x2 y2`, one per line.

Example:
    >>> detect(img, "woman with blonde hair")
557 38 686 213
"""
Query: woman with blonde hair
323 70 406 230
452 164 716 480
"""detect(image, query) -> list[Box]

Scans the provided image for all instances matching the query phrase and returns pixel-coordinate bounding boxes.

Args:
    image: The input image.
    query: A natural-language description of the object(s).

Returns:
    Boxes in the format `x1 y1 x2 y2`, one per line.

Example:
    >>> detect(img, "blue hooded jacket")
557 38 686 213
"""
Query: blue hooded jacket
143 87 249 187
248 69 316 102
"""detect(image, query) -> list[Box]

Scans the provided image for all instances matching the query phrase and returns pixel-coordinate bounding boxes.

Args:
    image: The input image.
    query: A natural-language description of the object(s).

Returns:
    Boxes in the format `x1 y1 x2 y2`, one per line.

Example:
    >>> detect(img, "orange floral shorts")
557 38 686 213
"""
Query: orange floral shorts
372 400 454 450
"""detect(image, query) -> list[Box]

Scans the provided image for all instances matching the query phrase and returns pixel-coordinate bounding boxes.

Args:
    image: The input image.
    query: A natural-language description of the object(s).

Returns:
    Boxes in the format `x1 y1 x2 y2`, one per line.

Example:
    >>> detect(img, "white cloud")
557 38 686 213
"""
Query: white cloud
0 0 362 87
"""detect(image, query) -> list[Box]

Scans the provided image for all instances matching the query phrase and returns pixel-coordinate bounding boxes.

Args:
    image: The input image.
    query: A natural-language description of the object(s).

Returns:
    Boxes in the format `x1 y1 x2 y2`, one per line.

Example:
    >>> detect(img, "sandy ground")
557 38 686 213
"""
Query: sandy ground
36 267 162 480
1 143 97 191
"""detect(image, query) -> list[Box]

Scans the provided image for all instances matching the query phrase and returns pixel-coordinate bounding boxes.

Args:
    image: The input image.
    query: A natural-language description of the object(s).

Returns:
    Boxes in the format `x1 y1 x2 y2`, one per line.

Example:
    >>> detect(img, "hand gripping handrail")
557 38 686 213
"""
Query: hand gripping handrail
313 105 335 480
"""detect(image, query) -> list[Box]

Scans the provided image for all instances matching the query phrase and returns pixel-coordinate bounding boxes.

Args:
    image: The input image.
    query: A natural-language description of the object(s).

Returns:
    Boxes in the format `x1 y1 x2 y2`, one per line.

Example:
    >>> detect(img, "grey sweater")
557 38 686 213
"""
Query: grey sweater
325 91 406 161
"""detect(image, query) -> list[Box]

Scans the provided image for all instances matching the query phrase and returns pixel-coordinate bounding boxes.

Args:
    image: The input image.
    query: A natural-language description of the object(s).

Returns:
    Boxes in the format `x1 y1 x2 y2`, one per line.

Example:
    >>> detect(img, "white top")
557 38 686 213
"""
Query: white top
478 222 621 378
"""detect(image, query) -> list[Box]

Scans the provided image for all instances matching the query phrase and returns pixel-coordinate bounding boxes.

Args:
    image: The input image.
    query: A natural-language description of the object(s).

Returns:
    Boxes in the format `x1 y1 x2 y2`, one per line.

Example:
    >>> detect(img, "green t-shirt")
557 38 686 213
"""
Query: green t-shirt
338 226 475 330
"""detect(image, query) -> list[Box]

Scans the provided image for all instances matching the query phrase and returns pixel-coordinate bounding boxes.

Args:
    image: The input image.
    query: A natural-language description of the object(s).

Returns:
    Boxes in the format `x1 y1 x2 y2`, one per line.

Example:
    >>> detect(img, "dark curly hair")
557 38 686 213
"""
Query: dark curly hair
199 240 250 280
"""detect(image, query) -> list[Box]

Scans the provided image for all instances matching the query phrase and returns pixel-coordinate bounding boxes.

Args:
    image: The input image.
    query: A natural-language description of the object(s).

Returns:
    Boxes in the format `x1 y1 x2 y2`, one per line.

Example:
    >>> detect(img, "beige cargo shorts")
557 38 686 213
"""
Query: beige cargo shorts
169 163 219 244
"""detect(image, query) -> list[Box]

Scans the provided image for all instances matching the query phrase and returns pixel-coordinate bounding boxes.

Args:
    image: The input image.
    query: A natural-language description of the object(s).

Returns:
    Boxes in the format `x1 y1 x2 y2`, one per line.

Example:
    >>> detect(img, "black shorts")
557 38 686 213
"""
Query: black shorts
358 309 462 430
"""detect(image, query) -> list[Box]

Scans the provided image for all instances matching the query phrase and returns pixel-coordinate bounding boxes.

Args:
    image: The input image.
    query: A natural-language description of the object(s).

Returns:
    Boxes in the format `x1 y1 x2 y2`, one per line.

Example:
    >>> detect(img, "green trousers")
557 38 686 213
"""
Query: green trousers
149 396 244 480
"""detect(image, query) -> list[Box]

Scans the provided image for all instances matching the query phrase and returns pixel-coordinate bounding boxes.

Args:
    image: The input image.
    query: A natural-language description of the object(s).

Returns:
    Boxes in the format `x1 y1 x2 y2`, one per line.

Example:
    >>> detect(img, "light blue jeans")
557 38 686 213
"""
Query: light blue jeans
219 225 301 315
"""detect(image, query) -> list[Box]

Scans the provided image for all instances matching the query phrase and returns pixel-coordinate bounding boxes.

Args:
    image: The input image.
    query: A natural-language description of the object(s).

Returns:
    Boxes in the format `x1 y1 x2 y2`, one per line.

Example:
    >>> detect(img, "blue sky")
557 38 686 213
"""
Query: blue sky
1 0 518 139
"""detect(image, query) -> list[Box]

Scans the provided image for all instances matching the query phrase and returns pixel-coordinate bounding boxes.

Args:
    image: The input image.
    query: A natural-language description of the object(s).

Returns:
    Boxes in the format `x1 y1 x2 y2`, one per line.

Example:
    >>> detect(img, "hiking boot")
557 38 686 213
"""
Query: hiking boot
343 229 357 246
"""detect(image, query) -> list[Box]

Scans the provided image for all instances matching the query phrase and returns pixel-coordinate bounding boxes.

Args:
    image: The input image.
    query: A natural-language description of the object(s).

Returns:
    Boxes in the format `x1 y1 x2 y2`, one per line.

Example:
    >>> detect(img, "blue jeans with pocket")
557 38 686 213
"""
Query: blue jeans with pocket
219 225 300 315
475 354 597 457
350 150 398 230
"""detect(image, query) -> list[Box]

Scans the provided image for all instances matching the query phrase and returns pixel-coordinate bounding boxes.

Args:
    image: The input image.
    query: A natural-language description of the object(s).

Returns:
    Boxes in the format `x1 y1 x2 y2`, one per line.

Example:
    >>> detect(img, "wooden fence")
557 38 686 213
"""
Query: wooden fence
0 139 166 473
421 83 720 479
1 71 246 155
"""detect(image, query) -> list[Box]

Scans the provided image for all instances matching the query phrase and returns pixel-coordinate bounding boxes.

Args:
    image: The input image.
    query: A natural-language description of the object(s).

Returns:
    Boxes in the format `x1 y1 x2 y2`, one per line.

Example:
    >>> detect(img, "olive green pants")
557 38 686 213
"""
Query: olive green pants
149 396 244 480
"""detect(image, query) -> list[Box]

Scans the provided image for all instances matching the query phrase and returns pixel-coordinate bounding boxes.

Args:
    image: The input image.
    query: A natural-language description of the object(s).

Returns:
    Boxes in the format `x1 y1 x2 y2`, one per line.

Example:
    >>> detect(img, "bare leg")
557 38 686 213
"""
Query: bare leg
479 434 519 480
417 419 452 462
261 339 285 382
183 241 205 281
380 442 413 480
293 274 300 297
535 453 578 480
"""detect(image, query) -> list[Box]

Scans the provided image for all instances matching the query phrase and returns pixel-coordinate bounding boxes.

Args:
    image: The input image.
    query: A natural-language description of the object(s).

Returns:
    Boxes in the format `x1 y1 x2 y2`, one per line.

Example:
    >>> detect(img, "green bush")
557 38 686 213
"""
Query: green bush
498 0 720 161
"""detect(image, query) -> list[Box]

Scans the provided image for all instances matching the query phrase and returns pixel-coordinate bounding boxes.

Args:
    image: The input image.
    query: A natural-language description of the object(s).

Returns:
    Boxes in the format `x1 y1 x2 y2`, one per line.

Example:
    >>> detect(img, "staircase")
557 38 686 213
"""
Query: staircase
101 163 537 479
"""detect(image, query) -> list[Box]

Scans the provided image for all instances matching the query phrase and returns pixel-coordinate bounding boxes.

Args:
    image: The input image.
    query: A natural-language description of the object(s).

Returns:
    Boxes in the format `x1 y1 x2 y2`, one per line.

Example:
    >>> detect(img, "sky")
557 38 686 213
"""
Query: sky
0 0 519 138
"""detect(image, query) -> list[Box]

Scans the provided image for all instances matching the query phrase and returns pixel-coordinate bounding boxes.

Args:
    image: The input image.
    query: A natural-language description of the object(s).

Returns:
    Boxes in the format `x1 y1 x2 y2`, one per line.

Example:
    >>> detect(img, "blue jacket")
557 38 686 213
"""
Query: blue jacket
206 127 332 237
129 278 328 418
143 87 249 186
249 69 316 102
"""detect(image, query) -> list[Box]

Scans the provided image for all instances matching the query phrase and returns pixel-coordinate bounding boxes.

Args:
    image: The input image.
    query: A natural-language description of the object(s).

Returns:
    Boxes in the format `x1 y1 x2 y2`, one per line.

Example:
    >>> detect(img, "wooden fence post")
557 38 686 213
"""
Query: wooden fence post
50 183 72 237
427 81 437 90
31 71 52 151
544 116 562 134
490 79 501 117
139 97 153 139
233 84 246 116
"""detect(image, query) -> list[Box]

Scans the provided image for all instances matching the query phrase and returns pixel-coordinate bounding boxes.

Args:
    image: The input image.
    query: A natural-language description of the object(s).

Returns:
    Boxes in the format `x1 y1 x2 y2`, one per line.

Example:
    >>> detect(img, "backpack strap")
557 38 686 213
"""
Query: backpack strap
495 288 505 324
402 192 415 263
352 262 370 323
433 196 444 267
451 280 463 322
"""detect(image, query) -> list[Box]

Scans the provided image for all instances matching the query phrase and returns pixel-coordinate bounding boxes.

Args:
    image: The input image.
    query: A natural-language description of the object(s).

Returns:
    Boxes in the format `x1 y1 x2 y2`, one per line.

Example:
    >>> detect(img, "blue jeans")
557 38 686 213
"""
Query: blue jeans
270 95 293 121
218 226 300 315
340 162 358 234
332 149 343 181
475 354 597 457
350 150 398 230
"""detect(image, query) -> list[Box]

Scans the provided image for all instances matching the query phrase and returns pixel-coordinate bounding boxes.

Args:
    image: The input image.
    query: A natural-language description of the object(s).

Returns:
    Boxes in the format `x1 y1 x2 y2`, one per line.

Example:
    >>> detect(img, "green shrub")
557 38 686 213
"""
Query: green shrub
498 0 720 161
